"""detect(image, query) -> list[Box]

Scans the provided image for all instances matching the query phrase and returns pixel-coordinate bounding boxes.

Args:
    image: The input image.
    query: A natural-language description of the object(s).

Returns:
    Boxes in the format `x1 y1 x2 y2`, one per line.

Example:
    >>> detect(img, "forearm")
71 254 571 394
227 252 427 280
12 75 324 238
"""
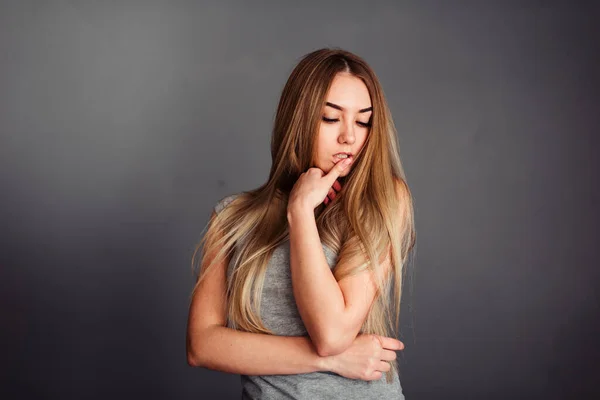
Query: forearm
287 206 349 352
188 325 330 375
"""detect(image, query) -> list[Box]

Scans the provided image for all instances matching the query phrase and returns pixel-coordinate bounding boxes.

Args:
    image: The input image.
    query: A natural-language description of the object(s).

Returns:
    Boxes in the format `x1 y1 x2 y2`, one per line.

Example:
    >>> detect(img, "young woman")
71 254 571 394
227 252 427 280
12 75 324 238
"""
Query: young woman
186 48 416 399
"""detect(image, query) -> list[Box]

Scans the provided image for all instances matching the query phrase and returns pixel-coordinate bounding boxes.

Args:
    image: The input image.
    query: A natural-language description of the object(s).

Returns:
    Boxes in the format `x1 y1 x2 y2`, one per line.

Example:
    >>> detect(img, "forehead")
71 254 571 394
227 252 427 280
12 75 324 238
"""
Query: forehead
325 73 371 110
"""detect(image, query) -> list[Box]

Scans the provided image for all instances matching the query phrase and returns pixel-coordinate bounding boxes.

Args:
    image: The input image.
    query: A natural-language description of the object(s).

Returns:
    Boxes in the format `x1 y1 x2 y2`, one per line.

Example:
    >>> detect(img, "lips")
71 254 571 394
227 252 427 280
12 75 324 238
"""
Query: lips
333 152 353 163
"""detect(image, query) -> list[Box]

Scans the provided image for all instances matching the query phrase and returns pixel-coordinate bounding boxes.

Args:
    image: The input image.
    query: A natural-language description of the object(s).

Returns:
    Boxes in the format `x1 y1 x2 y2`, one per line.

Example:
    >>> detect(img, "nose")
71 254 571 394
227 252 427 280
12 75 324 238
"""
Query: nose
338 119 356 145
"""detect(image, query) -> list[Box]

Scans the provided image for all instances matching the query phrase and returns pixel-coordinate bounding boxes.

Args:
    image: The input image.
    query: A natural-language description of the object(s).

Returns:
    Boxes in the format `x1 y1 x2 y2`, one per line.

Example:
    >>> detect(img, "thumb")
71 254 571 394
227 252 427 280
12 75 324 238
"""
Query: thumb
325 156 352 185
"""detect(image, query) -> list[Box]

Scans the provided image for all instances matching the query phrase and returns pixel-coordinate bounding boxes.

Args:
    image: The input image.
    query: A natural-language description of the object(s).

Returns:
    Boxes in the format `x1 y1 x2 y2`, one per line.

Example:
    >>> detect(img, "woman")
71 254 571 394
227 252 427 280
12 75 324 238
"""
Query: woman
186 48 416 399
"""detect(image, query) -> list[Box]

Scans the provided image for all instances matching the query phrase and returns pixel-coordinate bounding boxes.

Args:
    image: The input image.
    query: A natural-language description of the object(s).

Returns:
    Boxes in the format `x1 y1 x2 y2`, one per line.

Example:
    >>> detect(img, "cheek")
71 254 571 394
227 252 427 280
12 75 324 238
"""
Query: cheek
356 131 369 151
316 126 335 154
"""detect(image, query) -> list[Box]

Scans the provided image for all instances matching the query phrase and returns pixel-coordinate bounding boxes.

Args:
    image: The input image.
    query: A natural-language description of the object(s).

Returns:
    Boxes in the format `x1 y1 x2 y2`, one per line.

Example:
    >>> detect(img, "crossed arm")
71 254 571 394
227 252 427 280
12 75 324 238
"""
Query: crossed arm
185 221 378 375
187 185 397 375
186 212 328 375
287 204 390 357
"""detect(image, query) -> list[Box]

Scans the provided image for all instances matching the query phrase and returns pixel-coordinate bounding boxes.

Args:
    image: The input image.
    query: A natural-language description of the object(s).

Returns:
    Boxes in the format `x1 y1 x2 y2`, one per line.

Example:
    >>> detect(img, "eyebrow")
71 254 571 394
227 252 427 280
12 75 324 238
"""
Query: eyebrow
325 102 373 113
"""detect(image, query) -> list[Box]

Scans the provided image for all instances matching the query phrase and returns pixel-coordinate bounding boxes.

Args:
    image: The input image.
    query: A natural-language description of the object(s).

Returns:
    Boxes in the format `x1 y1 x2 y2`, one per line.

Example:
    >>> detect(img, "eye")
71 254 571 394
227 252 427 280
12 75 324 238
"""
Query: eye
322 116 372 128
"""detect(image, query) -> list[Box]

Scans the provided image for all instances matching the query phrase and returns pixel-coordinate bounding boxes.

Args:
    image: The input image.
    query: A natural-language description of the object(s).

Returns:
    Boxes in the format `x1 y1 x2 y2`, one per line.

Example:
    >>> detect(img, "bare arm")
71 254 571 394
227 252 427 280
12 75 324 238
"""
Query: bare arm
187 209 404 380
186 211 328 375
287 206 388 357
287 162 396 357
187 325 327 375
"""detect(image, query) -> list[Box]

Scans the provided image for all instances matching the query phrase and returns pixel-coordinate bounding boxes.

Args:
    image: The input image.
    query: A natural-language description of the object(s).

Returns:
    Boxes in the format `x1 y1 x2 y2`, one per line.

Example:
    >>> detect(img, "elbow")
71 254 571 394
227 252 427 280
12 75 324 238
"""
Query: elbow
188 344 220 370
186 325 221 368
187 352 198 367
186 337 206 368
187 348 201 367
314 331 353 357
315 344 339 358
187 346 211 368
315 340 350 357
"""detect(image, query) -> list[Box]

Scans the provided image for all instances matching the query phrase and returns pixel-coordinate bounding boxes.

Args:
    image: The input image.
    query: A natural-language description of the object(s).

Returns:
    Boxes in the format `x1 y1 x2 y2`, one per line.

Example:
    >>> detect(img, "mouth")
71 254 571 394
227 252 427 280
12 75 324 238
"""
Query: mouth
333 152 353 162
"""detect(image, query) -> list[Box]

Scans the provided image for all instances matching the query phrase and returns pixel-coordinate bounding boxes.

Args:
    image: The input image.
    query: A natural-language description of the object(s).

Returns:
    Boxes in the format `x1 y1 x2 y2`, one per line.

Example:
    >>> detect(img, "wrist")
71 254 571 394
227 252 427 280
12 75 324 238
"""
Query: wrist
315 354 336 373
287 203 314 223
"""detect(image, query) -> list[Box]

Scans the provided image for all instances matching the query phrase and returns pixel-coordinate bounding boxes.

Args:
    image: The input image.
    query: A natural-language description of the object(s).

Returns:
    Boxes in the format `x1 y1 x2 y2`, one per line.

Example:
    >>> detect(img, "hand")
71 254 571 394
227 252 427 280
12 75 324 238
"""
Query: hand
324 179 342 206
323 334 404 381
288 157 353 212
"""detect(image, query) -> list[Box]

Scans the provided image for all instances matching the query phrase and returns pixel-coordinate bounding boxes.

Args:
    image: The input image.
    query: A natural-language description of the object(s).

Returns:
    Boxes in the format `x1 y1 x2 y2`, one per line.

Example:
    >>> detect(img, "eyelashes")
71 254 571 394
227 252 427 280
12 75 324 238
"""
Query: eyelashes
322 116 372 128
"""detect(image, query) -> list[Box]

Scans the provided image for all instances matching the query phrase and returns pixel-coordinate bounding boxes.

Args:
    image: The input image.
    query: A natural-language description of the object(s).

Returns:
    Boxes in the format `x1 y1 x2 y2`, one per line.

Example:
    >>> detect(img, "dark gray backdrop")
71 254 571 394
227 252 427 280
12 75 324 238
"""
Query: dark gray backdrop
1 1 598 399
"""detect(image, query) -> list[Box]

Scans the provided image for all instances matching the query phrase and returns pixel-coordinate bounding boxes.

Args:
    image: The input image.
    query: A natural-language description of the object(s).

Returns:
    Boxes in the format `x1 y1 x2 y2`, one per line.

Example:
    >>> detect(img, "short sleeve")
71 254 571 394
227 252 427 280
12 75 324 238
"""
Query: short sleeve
214 193 240 215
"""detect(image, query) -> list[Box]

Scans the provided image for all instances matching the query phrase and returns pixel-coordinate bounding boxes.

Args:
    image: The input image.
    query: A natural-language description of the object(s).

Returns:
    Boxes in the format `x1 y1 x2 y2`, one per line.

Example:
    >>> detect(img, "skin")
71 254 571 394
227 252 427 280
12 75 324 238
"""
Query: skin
185 71 404 381
286 72 394 359
313 72 372 205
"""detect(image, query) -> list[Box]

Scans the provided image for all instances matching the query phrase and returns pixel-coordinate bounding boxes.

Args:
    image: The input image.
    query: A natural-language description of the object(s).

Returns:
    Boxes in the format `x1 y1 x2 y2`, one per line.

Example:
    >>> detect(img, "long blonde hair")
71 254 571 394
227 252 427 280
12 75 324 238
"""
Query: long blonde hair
192 48 416 382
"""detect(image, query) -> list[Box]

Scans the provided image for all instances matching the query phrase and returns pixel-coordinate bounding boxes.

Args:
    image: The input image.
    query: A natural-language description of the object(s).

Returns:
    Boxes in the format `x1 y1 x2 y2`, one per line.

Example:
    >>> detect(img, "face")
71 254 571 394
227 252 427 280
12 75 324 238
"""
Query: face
314 72 372 178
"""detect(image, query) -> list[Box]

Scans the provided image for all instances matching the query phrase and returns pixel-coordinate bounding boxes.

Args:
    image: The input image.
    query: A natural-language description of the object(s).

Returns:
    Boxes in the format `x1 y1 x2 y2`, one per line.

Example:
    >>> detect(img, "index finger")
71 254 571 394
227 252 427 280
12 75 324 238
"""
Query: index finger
324 156 353 186
378 336 404 351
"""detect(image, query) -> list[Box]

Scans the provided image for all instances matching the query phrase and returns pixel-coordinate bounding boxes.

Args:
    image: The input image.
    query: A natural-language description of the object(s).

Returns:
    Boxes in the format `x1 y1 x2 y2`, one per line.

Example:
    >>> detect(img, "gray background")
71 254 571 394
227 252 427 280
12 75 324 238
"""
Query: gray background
1 1 598 399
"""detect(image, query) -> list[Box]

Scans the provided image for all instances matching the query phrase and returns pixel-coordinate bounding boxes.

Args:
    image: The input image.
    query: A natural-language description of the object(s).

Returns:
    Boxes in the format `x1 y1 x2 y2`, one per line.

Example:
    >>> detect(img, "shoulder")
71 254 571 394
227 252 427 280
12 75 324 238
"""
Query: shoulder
214 193 242 215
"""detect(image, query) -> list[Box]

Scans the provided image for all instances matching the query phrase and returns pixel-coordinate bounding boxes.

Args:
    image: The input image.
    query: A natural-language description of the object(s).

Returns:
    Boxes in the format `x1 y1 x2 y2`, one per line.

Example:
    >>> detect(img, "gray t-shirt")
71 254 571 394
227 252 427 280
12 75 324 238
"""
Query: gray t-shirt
214 194 405 400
